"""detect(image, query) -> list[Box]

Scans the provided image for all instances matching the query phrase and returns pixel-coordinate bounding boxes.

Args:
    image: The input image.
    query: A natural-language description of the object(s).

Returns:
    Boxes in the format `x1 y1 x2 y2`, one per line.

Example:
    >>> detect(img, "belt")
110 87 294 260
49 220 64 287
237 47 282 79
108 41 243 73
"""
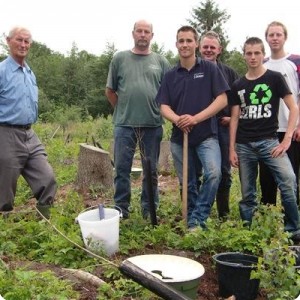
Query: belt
0 123 32 130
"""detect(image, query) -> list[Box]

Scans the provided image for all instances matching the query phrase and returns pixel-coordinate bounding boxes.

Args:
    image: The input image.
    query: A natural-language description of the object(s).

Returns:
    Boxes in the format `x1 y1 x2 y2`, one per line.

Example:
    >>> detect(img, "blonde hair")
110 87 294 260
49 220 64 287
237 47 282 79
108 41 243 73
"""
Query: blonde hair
265 21 288 39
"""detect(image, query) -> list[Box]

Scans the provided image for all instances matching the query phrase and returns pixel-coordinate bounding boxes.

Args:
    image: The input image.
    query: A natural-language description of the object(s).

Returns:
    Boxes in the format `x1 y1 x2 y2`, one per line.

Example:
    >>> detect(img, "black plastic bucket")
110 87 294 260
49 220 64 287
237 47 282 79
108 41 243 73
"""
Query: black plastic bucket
212 252 260 300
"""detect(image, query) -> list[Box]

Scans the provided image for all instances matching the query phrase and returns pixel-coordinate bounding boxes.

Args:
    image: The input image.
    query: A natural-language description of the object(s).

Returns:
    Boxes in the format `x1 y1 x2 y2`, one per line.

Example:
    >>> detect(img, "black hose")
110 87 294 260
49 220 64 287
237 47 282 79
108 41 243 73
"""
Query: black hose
119 260 192 300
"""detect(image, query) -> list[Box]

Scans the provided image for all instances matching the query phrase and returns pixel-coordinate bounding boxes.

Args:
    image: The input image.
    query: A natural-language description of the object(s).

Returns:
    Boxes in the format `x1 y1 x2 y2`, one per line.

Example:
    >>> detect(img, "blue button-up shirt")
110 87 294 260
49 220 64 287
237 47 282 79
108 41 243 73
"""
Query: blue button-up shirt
0 55 38 125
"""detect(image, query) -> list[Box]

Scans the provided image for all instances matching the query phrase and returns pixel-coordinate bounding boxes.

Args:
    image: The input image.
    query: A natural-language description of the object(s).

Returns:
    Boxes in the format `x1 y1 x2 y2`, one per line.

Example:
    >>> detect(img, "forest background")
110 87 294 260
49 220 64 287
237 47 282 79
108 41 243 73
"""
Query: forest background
0 1 299 299
0 0 247 125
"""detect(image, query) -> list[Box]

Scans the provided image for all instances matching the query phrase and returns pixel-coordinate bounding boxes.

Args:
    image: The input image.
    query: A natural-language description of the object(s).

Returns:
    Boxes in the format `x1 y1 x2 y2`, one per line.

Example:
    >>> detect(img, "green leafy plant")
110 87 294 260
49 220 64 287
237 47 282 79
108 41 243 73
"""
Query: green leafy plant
1 120 299 299
0 269 78 300
250 205 300 299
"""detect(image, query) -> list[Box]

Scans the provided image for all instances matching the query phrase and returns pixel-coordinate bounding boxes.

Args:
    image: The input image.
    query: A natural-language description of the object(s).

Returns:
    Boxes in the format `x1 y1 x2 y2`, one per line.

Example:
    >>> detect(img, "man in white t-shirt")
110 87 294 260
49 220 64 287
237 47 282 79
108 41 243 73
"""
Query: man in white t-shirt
259 21 300 208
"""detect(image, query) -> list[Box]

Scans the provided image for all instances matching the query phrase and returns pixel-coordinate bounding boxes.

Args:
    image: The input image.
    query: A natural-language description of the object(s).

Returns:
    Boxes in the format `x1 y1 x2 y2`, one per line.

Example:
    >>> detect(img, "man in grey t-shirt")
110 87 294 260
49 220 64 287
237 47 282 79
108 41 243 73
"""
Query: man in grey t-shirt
105 19 170 219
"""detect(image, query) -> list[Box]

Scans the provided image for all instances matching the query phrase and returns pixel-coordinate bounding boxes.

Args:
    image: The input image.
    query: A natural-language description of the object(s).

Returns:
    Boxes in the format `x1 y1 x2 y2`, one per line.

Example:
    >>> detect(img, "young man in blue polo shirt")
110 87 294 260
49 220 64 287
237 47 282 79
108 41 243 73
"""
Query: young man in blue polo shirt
156 25 229 230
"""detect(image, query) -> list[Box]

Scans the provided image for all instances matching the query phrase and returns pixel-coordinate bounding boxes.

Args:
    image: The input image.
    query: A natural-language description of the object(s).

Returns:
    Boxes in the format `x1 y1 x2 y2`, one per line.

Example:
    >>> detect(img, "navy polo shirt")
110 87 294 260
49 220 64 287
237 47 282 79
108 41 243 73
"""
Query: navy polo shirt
156 58 229 146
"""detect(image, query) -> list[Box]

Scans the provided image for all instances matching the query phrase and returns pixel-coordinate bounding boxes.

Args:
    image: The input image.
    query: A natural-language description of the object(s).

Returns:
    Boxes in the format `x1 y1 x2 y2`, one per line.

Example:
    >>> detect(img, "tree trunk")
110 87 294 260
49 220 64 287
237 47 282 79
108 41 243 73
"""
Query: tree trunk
76 143 113 193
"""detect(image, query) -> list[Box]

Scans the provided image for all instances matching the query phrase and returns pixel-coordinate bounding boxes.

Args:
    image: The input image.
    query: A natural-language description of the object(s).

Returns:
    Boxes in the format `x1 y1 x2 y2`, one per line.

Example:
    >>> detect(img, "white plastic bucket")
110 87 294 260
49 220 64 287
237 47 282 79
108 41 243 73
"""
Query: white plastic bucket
77 207 120 256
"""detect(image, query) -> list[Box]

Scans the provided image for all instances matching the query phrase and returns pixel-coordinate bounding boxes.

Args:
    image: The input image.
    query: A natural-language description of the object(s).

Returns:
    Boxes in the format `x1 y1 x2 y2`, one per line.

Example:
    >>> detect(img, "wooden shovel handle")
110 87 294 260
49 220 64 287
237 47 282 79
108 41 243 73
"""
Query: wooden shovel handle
182 132 188 223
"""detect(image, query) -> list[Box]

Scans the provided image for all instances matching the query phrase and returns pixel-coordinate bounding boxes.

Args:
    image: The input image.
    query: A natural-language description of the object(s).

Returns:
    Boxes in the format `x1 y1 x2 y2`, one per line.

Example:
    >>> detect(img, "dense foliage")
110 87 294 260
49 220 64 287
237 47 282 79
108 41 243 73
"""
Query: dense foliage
0 120 299 299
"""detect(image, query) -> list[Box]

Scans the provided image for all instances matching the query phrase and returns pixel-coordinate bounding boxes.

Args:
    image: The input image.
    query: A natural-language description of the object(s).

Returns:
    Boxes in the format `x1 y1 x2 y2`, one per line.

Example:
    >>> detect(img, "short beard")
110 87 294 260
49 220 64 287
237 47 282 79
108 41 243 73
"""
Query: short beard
136 40 149 50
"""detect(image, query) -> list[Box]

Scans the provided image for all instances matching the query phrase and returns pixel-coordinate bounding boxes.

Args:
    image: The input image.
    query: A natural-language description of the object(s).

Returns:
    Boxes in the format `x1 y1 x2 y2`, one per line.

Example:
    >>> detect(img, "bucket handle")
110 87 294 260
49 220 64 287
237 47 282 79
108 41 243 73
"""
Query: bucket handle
214 259 257 268
75 205 123 223
220 262 247 268
212 252 258 269
113 205 123 218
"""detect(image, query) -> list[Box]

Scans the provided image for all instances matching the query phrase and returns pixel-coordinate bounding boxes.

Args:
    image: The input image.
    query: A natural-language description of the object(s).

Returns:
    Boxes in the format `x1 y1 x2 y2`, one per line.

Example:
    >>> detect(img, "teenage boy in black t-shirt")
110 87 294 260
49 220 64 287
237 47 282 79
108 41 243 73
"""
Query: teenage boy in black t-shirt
229 37 300 243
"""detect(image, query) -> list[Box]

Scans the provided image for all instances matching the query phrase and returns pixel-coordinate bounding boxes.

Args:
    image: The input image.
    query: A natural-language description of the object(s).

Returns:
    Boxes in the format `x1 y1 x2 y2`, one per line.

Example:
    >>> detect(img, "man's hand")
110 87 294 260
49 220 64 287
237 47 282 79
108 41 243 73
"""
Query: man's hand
293 127 300 142
176 114 197 129
229 150 239 168
270 139 291 158
219 116 230 127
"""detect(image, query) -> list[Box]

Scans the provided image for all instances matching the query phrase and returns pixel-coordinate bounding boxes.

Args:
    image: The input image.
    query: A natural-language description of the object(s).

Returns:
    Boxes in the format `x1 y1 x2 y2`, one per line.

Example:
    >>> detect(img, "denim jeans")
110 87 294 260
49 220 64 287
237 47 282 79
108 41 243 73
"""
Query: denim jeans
113 126 162 218
171 137 221 228
259 133 300 205
236 139 300 233
194 124 231 197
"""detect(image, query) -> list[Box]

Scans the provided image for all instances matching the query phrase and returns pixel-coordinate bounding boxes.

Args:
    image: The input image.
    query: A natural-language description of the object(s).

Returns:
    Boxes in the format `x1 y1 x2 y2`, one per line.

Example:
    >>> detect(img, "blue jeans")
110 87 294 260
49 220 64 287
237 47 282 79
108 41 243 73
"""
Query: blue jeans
171 137 221 228
236 139 300 233
113 126 162 218
259 133 300 205
195 125 231 191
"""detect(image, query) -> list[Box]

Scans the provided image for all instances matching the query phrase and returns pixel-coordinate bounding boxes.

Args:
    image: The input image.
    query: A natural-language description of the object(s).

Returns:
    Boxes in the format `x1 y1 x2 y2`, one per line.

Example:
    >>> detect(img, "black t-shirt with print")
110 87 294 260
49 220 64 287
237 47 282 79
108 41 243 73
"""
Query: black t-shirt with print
230 69 292 143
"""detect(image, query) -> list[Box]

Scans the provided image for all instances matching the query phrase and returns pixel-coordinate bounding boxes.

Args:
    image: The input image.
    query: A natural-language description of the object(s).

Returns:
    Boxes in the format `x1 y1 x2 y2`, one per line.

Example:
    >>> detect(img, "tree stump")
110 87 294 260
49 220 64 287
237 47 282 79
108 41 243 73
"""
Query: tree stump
158 141 173 175
76 143 113 193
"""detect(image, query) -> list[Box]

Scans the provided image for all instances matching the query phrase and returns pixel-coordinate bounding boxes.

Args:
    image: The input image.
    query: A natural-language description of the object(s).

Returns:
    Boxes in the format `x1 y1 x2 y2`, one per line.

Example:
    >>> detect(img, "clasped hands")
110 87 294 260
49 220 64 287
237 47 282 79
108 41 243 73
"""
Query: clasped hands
175 114 197 133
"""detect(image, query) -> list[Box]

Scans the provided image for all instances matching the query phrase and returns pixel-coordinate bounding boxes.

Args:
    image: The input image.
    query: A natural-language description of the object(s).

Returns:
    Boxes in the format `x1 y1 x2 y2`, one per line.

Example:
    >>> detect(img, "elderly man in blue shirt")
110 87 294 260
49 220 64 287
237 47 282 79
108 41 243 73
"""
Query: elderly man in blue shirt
0 26 56 218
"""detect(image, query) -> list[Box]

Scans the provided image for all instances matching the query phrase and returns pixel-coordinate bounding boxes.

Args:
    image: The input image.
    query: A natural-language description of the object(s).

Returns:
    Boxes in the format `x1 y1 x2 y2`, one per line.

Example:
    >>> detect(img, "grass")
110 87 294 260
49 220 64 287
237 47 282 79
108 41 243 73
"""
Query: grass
0 120 299 300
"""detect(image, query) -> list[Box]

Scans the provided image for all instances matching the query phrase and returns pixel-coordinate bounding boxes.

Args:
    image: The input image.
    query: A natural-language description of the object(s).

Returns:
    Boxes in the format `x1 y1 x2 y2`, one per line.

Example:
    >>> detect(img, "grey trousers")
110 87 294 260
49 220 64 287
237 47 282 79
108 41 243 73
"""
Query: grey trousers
0 126 57 211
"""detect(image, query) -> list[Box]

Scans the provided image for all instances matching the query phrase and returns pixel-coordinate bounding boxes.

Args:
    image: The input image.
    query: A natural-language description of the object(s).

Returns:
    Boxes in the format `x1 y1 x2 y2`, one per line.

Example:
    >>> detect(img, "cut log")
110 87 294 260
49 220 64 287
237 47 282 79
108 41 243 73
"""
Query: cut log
76 143 113 193
62 268 106 287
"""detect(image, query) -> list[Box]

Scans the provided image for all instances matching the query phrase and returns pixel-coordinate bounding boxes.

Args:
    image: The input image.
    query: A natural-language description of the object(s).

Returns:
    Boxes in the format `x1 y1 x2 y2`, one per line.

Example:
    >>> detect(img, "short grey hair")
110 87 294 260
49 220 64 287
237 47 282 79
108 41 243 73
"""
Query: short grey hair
7 26 32 42
199 30 221 44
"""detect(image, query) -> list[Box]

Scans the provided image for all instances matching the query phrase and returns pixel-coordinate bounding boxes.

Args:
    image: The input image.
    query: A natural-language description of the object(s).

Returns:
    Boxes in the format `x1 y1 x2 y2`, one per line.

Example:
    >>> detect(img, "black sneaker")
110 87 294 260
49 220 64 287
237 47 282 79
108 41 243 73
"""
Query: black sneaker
1 203 13 211
142 212 160 223
117 206 129 220
291 232 300 244
120 213 129 220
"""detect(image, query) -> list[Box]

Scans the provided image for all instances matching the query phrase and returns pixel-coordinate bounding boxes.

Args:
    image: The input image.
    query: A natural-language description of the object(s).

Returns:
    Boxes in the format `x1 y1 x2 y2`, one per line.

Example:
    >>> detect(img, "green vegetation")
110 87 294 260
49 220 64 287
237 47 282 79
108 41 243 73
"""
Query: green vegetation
0 1 295 298
0 120 298 299
0 0 247 122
